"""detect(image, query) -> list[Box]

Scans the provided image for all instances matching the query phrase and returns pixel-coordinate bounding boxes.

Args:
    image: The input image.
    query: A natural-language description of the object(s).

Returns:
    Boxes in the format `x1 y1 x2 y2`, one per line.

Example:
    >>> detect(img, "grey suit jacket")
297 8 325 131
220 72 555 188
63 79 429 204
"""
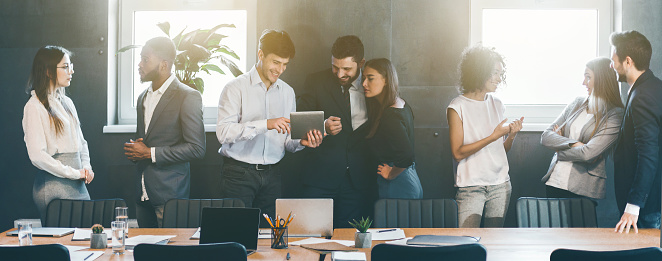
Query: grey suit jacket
540 96 623 199
135 78 206 206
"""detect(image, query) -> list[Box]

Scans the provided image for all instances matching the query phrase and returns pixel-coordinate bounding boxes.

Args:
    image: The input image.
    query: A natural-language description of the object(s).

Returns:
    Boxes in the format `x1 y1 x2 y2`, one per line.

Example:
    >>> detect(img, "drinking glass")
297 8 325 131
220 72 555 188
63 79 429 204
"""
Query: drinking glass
111 221 125 254
115 206 129 237
17 222 32 246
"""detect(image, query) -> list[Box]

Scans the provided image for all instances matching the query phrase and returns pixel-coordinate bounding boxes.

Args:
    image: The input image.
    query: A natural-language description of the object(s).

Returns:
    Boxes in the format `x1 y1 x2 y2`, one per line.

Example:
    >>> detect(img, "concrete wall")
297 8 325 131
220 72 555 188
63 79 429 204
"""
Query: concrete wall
1 0 661 230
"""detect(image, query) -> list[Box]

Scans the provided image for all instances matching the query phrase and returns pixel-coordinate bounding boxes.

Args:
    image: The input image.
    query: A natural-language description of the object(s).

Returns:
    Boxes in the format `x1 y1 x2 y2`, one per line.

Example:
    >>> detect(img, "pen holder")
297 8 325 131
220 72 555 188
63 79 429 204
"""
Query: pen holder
270 226 288 249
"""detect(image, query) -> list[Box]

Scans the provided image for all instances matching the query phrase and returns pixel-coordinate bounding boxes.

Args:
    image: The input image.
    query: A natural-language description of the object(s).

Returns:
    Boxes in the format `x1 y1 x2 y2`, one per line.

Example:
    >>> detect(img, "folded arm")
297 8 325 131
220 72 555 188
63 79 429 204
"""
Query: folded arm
557 108 623 162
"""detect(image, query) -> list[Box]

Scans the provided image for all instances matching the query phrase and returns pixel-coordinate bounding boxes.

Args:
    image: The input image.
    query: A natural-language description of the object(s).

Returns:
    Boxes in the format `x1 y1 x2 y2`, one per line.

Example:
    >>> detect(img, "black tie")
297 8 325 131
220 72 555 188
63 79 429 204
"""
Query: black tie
342 84 352 116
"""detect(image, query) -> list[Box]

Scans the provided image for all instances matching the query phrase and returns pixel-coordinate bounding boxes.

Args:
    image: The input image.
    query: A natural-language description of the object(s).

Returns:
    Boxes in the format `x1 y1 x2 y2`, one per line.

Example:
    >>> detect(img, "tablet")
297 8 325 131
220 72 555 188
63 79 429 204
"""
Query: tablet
290 111 324 140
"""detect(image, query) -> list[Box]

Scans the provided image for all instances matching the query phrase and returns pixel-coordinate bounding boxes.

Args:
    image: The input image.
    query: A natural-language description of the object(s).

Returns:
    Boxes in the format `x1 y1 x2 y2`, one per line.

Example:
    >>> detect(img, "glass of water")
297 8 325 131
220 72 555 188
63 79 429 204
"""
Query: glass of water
111 221 125 254
17 222 32 246
115 206 129 237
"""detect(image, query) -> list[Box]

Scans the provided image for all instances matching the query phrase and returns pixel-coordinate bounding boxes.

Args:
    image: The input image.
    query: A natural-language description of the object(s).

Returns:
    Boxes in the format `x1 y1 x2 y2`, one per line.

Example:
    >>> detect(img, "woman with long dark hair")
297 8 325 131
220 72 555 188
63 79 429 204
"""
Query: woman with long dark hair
541 57 623 199
363 58 422 199
447 45 523 228
23 46 93 222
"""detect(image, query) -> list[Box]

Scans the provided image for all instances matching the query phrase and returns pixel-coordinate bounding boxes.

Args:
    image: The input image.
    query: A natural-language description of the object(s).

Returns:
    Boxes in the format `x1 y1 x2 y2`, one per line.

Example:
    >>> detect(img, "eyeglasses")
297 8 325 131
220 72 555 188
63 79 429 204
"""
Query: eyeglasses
57 64 74 72
491 70 505 80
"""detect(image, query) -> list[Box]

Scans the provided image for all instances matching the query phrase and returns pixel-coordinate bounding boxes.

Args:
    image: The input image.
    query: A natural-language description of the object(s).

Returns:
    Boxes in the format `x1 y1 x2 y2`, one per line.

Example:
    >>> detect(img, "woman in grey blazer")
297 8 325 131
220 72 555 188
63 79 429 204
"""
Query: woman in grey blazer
541 57 623 199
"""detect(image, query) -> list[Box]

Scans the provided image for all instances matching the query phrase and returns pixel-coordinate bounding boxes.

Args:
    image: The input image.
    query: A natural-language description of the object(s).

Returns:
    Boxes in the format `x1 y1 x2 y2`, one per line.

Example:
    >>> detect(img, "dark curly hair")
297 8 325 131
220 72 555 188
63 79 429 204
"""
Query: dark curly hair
458 45 505 94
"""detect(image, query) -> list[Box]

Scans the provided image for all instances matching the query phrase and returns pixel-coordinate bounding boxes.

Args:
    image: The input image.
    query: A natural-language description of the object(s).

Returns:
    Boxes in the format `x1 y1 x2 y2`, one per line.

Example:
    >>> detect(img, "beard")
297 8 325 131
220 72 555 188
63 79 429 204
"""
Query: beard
140 67 159 83
338 72 359 86
617 73 628 83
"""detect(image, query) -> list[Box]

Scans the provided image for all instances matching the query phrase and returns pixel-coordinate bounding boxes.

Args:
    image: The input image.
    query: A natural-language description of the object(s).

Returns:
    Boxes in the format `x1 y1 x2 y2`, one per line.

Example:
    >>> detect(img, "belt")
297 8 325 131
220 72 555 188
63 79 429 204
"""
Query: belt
223 157 278 171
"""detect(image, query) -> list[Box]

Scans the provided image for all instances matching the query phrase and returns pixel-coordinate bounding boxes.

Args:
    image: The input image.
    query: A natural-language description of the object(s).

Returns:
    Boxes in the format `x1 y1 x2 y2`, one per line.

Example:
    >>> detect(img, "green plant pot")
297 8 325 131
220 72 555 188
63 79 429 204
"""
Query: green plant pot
90 233 107 249
354 232 372 248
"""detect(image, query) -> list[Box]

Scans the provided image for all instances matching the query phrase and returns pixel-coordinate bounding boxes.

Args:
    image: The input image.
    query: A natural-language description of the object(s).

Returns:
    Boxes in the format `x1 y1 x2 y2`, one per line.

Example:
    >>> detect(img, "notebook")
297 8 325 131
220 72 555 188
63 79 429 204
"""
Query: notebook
6 227 74 237
200 207 260 255
290 111 324 139
276 198 333 237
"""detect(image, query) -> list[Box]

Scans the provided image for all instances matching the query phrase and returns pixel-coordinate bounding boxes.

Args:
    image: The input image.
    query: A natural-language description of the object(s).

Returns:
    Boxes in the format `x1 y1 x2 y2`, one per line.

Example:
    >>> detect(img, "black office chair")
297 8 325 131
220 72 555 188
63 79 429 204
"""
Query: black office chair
133 242 247 261
45 198 127 228
371 243 486 261
161 198 246 228
516 197 597 228
551 247 662 261
0 244 70 261
373 199 458 228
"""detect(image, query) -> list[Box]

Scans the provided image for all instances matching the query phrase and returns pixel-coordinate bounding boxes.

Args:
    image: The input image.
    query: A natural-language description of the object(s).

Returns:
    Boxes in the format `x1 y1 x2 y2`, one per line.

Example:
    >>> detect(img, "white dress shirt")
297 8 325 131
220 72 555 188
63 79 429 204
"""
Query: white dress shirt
347 73 368 130
141 73 175 201
216 65 304 165
23 90 91 180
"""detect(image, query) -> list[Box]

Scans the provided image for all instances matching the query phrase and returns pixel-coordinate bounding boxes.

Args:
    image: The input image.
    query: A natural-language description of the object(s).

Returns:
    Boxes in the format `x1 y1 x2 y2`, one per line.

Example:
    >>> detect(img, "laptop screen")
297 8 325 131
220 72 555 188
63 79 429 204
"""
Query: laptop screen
200 207 261 250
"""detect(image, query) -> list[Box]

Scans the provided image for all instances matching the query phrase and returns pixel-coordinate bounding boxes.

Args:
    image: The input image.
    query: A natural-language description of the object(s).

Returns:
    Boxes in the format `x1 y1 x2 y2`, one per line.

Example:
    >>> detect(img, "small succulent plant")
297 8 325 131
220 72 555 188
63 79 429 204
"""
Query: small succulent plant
348 217 372 233
91 224 104 234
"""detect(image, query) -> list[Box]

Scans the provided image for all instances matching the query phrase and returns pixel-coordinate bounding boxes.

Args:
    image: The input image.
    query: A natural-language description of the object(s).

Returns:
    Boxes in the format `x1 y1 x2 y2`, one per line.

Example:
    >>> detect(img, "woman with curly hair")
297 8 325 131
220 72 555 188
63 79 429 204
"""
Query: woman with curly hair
447 45 523 228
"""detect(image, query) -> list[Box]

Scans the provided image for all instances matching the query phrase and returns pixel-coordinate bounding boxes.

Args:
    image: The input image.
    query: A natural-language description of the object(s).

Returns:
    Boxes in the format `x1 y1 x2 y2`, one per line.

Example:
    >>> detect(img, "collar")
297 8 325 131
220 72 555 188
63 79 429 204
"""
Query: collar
351 71 364 92
631 69 654 91
249 65 281 90
150 73 176 94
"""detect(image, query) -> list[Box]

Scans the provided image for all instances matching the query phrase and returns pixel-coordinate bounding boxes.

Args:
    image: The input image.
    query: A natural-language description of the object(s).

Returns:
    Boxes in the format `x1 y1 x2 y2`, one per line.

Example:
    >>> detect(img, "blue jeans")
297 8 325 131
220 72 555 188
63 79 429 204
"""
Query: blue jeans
456 181 512 228
377 163 423 199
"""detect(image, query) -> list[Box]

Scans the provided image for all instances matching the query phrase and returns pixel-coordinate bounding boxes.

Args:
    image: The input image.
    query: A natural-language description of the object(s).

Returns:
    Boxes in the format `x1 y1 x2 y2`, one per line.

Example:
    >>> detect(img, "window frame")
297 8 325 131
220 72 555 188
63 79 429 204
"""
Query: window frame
470 0 613 131
109 0 256 132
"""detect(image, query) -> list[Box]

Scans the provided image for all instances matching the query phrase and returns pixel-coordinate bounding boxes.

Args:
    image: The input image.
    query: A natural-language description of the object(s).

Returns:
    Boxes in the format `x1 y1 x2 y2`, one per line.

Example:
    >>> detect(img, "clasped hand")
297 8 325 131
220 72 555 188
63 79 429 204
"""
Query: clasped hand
124 138 151 161
79 168 94 184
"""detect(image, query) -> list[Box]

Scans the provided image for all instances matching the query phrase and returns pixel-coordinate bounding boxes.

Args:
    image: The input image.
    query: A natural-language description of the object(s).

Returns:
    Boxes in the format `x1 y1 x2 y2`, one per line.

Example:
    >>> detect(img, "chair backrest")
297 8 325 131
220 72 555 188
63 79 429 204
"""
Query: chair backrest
516 197 597 228
0 244 70 261
551 247 662 261
45 198 127 228
371 243 486 261
373 199 458 228
134 242 247 261
162 198 246 228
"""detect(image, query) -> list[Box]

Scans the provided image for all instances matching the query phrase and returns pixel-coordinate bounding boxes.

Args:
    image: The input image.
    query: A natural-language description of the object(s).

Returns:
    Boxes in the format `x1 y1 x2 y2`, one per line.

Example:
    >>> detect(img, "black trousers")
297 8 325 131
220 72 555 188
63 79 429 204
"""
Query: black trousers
302 171 374 229
220 160 281 228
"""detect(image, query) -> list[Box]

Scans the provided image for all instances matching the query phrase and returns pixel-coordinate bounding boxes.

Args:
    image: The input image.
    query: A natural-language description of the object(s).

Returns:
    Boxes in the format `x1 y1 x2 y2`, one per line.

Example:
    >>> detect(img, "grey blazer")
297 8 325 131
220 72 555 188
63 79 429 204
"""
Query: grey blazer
540 96 623 199
135 78 206 206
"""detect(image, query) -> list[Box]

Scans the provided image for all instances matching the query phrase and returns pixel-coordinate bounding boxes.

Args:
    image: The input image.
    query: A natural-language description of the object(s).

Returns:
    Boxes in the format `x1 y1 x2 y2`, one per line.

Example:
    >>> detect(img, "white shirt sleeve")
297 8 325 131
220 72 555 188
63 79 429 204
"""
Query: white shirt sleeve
23 102 82 180
216 82 269 145
69 100 92 171
624 203 640 216
151 147 156 163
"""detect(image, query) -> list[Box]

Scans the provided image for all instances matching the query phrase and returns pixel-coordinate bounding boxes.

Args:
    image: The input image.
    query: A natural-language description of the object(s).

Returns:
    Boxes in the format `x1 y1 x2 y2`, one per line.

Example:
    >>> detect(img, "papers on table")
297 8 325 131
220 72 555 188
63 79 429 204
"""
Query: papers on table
332 251 367 261
63 245 89 252
367 228 406 241
406 235 480 246
70 251 103 261
384 237 412 245
125 235 175 246
190 228 200 239
72 228 112 241
290 237 354 247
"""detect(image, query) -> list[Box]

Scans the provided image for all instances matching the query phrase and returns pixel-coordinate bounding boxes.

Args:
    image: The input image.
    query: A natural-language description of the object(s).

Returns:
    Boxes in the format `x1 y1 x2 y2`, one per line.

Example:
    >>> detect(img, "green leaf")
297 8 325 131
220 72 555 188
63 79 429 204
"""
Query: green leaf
218 55 243 77
156 22 171 36
172 26 188 49
193 77 204 93
205 33 227 47
217 45 240 60
116 45 141 54
186 44 212 62
201 64 225 75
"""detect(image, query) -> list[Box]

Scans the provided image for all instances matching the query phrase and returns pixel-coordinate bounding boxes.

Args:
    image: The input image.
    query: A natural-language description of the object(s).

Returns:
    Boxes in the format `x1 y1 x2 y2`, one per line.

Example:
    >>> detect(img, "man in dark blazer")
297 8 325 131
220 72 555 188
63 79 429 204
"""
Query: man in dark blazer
297 35 377 228
611 30 662 233
124 37 206 228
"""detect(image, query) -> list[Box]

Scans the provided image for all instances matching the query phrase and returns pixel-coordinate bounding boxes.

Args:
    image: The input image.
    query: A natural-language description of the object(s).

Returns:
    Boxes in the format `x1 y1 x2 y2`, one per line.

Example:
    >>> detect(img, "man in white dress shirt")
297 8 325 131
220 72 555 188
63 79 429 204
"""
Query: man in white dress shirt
124 37 206 228
216 30 322 220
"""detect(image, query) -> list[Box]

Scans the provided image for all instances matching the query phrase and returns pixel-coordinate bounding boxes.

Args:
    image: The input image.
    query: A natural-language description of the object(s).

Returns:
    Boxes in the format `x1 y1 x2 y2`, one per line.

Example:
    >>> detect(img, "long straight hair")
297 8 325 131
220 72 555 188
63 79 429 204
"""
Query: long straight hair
26 46 75 136
365 58 399 138
586 57 623 137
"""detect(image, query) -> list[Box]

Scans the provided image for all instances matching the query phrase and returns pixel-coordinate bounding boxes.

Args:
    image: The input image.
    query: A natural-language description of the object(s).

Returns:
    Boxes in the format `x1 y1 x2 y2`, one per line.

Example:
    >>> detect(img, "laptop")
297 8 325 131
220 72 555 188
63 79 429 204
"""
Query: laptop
276 198 333 237
200 207 260 255
6 227 74 238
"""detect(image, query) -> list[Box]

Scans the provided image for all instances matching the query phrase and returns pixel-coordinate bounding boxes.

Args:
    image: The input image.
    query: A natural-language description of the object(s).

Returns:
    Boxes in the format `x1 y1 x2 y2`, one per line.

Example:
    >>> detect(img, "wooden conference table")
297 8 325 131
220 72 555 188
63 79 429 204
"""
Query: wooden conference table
0 228 659 260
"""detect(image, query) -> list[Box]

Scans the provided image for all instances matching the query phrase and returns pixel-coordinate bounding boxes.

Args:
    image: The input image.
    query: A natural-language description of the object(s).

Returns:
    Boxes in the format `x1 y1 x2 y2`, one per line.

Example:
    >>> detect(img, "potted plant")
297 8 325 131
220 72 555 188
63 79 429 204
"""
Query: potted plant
90 224 107 249
118 21 243 93
349 217 372 248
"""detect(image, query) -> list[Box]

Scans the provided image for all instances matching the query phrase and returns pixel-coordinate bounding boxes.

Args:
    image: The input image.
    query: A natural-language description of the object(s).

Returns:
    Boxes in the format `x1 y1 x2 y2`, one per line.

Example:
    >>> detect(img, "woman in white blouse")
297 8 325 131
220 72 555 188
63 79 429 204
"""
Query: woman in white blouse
540 57 623 200
22 46 94 222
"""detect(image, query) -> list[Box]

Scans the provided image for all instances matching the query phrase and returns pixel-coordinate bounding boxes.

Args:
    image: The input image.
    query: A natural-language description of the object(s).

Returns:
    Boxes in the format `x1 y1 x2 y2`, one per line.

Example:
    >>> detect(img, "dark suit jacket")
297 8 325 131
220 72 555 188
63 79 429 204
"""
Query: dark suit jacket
135 78 206 206
614 69 662 215
297 69 377 191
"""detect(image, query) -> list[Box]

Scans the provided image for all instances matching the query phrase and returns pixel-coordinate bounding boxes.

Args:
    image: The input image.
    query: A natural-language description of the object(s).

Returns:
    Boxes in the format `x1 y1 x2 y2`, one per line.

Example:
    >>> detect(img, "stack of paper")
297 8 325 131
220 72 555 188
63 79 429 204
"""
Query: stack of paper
366 228 406 241
290 238 354 247
332 252 366 261
71 228 112 241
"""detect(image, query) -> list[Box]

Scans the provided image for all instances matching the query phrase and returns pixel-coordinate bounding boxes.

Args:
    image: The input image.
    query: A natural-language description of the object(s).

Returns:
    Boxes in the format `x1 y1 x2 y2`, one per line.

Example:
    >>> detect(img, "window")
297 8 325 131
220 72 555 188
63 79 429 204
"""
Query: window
471 0 612 131
110 0 256 130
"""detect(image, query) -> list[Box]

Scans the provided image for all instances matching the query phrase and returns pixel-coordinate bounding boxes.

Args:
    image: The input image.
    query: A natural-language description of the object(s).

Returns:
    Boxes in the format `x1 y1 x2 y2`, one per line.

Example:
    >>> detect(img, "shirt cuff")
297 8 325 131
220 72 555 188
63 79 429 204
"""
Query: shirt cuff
624 203 640 216
151 147 156 163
